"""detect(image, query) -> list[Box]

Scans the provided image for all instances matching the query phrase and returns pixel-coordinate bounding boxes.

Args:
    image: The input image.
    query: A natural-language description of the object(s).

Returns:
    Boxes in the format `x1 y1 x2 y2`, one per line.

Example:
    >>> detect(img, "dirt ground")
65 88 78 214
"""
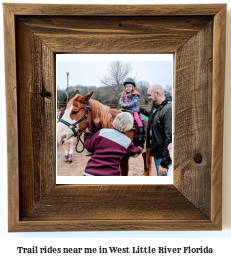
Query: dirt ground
57 140 157 176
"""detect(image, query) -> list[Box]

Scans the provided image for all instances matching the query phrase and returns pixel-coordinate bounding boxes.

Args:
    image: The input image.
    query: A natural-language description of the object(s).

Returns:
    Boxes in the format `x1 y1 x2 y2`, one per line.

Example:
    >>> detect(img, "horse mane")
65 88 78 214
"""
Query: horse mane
66 93 120 130
89 99 119 130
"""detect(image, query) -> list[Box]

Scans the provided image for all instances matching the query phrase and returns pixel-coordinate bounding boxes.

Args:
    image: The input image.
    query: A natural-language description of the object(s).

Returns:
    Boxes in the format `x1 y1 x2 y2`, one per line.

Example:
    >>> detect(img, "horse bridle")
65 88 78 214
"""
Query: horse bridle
58 102 90 137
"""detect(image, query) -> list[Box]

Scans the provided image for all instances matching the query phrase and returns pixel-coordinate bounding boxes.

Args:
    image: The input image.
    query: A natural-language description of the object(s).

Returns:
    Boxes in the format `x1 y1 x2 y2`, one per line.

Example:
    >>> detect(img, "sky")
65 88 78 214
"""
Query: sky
56 54 173 89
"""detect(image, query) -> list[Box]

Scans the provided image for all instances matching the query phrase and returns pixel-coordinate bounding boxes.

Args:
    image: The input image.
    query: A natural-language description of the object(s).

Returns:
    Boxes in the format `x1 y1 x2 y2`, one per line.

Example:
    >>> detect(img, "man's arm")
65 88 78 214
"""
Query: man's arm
160 105 172 169
139 107 151 117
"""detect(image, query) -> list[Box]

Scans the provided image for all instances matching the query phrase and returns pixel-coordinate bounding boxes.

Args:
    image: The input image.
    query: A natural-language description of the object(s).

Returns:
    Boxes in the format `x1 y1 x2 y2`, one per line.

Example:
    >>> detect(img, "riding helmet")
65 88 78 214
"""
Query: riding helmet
123 78 136 87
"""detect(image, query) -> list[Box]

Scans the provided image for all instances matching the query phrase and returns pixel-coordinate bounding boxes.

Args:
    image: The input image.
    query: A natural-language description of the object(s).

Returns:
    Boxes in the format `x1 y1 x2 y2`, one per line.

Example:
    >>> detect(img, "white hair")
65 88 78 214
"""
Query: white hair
112 112 134 132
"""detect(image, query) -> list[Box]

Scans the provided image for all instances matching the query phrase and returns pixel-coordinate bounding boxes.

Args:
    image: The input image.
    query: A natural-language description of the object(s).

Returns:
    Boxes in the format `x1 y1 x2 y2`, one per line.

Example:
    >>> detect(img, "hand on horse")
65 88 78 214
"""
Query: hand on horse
121 103 127 108
84 125 97 134
137 146 144 153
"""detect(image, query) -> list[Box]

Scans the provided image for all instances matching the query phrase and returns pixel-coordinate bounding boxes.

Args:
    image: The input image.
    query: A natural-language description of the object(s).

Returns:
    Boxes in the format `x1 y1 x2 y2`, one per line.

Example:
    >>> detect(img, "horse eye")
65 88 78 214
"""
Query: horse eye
72 111 78 114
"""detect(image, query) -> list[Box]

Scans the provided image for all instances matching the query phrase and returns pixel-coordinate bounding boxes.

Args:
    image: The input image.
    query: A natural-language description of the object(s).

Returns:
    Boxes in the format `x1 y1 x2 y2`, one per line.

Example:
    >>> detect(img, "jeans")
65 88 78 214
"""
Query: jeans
154 157 168 176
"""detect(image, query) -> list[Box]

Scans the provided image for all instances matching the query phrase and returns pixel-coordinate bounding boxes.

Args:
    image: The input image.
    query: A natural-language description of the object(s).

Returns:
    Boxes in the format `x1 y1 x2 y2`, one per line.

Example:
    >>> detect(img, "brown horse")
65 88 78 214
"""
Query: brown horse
56 91 152 176
57 107 66 122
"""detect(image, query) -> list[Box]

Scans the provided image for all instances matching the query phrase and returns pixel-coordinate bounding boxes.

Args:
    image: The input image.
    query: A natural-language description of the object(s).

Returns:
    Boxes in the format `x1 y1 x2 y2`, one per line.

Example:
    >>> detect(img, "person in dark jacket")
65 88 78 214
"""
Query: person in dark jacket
140 84 172 176
83 112 143 176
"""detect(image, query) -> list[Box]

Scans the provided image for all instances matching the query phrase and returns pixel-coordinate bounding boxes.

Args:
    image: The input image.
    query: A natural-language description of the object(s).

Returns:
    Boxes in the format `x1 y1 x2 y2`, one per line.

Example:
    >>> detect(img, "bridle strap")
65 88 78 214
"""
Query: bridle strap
58 102 90 137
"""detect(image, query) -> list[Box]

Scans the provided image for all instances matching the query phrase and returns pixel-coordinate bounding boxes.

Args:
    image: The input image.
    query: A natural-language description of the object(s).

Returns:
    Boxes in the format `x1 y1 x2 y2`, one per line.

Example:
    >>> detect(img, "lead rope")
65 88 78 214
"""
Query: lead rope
75 104 90 153
75 131 85 153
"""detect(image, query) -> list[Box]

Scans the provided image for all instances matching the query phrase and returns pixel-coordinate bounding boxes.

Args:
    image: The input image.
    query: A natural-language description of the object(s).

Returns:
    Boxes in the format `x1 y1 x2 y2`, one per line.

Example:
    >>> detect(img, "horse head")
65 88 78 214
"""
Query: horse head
57 91 94 145
57 107 66 118
57 107 66 123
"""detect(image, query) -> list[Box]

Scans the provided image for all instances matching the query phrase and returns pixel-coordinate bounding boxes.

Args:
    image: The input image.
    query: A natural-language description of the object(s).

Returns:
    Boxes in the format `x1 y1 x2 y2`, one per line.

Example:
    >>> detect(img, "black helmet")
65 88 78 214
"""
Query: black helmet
123 78 136 87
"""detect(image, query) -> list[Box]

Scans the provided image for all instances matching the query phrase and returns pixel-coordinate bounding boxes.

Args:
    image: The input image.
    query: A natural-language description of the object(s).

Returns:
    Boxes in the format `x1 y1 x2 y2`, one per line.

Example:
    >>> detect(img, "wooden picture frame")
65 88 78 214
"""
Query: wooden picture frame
4 3 226 231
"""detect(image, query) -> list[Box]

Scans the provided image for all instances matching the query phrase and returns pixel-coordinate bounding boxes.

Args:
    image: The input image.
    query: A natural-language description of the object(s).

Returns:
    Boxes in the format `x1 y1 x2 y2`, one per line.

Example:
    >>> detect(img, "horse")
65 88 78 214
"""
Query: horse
57 107 77 163
56 91 152 175
57 107 66 123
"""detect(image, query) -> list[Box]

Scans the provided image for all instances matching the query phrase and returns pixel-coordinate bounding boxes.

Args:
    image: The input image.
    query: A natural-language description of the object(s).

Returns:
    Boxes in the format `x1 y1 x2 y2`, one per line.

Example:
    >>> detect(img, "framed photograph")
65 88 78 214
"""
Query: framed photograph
4 3 226 231
56 53 174 185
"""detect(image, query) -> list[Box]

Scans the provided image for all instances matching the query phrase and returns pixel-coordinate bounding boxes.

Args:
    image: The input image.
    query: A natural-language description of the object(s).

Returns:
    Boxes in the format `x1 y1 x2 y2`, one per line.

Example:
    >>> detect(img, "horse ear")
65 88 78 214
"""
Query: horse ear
81 91 94 103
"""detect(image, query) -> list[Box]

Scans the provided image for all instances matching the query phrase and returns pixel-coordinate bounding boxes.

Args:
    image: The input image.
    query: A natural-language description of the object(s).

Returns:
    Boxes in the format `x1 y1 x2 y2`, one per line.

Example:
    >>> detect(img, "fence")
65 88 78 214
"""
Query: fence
57 101 67 108
57 101 152 110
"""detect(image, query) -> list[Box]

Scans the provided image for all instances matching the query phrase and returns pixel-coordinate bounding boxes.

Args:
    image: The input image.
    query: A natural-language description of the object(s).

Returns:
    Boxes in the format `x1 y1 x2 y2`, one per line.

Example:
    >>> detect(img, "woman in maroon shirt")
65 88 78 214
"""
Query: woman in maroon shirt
84 112 143 176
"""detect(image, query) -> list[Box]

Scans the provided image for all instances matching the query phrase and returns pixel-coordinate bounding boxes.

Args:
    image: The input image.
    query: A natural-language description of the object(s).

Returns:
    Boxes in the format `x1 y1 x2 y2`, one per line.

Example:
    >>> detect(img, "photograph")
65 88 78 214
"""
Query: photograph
56 54 173 184
2 1 227 236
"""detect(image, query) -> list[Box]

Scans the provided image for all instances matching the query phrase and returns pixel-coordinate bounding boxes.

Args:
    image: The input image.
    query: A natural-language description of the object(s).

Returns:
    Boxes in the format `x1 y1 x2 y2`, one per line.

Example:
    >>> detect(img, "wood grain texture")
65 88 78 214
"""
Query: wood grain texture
174 22 213 218
211 5 226 228
3 3 226 16
22 185 207 221
4 3 226 231
12 185 215 232
16 20 35 218
11 220 218 232
18 16 213 53
3 4 19 231
16 19 56 218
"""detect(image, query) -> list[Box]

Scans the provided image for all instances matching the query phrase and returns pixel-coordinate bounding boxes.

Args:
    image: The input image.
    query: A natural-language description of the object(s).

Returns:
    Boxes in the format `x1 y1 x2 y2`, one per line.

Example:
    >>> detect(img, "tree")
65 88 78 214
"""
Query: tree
68 86 79 99
164 85 172 100
136 81 150 104
57 84 66 101
57 85 80 107
100 61 134 89
99 61 138 104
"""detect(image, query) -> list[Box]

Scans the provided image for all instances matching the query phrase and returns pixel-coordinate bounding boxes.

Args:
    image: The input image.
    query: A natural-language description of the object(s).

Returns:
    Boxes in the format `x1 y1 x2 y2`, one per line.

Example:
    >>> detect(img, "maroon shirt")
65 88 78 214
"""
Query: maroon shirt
84 128 142 176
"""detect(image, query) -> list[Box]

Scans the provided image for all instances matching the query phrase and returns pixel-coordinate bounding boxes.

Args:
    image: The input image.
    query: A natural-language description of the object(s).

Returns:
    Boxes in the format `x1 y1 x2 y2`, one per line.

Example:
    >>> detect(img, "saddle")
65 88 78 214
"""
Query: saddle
120 109 146 147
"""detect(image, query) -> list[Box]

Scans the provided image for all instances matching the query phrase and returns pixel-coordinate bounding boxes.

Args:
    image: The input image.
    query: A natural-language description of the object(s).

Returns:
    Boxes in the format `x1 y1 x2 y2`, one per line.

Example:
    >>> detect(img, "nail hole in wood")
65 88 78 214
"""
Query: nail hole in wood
194 153 203 164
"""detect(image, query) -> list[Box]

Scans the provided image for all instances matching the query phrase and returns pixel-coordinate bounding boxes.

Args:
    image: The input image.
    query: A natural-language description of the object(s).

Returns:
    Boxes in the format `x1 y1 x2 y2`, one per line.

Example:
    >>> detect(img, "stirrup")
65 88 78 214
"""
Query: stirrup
138 126 144 133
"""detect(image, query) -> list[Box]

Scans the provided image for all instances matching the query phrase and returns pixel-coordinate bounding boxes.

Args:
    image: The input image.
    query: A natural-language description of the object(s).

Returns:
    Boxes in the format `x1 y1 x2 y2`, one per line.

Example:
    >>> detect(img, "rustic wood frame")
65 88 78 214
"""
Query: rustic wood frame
4 4 226 232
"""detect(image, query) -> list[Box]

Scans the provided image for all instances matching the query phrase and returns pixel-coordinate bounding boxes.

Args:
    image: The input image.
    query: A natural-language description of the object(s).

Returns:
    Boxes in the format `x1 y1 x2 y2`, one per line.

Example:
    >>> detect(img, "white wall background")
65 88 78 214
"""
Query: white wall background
0 0 230 259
